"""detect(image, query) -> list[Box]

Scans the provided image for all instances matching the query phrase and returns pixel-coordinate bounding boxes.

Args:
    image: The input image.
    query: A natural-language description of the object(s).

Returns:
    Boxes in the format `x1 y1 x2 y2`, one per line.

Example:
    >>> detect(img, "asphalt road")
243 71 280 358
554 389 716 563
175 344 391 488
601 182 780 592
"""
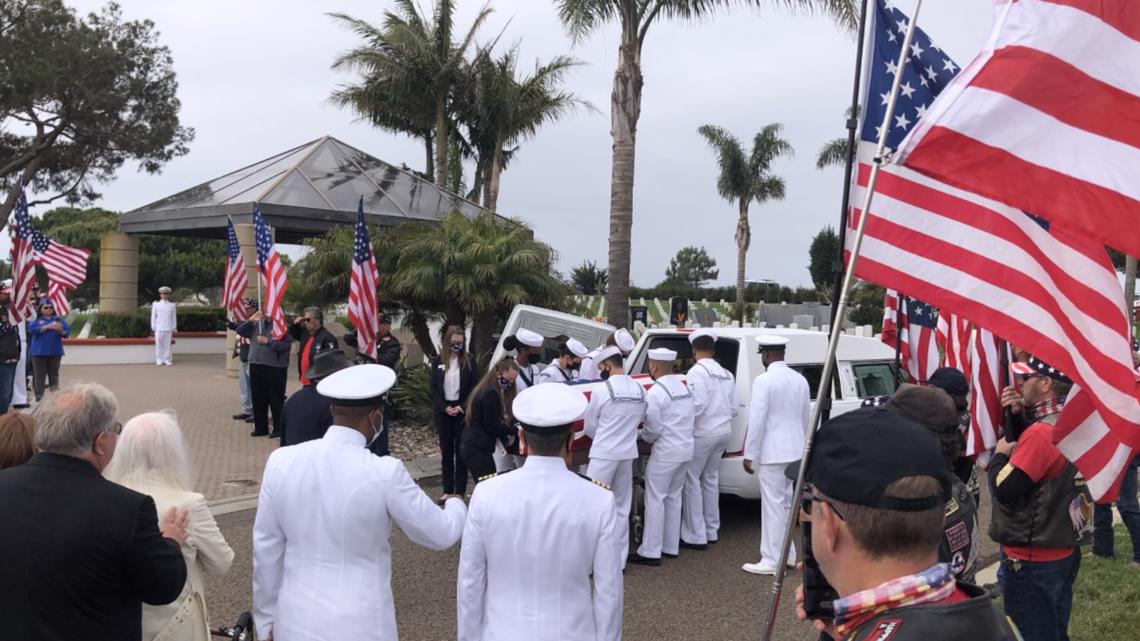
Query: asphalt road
206 475 1000 641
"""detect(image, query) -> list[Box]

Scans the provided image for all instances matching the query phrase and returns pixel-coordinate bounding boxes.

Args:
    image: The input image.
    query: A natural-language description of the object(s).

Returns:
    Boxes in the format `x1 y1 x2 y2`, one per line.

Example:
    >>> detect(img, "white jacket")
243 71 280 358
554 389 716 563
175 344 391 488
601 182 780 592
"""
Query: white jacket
642 375 695 464
123 482 233 641
743 361 811 465
514 362 542 391
253 426 466 641
537 362 575 384
457 456 623 641
686 358 738 439
582 374 646 461
151 300 177 332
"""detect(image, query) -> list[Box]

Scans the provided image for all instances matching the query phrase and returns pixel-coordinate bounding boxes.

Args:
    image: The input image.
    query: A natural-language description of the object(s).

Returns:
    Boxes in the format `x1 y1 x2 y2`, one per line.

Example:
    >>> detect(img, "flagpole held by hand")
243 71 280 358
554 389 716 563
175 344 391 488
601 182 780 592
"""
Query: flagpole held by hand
760 2 926 640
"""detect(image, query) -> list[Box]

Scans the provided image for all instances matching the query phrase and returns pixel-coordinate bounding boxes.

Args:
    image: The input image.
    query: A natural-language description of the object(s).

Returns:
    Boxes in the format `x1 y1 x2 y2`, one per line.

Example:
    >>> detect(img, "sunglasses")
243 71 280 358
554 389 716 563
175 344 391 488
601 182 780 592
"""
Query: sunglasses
802 492 847 522
1017 373 1047 383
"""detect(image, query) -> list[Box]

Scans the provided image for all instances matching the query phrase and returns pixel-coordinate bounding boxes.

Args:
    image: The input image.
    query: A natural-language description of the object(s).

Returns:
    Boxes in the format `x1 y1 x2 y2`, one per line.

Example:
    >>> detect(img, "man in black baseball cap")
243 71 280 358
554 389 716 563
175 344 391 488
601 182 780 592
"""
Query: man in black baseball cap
795 407 1017 641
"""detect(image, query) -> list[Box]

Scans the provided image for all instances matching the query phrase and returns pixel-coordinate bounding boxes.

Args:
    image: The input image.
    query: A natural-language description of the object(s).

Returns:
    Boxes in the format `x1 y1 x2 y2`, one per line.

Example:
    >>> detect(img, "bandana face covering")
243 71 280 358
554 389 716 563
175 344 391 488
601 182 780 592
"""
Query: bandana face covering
832 562 955 639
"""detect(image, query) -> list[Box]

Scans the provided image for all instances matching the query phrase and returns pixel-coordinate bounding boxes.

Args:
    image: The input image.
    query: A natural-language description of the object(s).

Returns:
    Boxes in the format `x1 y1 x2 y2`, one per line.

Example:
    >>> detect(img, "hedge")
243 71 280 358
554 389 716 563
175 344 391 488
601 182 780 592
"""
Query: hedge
176 306 226 332
92 312 151 338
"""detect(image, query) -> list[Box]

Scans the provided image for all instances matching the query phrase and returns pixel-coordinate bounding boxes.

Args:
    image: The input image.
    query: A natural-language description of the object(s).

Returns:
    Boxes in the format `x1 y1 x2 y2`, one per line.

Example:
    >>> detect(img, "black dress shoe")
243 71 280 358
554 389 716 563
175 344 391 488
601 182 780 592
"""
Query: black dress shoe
250 430 268 437
233 413 251 420
708 539 719 545
245 416 255 423
680 542 709 551
628 553 661 567
268 432 281 439
11 404 29 410
663 552 678 559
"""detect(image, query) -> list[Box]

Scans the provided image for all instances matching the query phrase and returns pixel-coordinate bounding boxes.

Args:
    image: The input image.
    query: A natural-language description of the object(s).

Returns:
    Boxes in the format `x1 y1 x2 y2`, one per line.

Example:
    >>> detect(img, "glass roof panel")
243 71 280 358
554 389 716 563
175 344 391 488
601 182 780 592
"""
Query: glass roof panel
297 140 401 214
260 170 332 210
346 150 450 220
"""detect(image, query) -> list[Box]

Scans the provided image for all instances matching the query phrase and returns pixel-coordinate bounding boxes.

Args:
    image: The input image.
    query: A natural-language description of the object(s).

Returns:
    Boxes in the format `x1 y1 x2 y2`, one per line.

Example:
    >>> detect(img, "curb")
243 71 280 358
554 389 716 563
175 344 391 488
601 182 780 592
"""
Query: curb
206 455 443 517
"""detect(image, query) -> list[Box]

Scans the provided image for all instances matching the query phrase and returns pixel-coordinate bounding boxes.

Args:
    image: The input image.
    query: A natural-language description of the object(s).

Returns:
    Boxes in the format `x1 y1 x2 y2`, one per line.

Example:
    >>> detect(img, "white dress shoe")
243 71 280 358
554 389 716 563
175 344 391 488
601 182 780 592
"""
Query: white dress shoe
741 561 778 575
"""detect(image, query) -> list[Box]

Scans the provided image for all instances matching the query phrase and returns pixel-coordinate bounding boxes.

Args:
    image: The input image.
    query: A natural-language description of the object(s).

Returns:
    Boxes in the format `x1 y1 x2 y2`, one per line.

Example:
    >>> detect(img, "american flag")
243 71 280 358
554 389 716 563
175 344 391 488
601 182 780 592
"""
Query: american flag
846 0 1137 500
223 217 250 321
28 223 89 290
900 0 1140 259
47 282 71 316
347 198 380 362
253 204 287 339
9 190 38 322
966 327 1003 469
881 289 938 384
935 310 969 372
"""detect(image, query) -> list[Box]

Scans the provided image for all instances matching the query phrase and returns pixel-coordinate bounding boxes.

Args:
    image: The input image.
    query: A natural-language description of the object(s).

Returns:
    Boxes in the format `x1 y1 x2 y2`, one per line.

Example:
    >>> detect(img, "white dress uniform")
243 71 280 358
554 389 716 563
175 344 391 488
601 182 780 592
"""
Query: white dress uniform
577 348 603 381
743 353 810 570
582 347 646 566
253 365 466 641
537 362 574 384
11 322 27 407
151 295 177 365
636 370 694 560
682 343 738 545
458 383 622 641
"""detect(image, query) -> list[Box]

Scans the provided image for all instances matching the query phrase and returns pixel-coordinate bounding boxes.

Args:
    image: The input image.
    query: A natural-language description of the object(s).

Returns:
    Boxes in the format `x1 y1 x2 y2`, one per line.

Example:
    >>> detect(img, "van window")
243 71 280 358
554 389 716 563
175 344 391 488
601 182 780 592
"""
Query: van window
852 362 897 397
631 336 740 377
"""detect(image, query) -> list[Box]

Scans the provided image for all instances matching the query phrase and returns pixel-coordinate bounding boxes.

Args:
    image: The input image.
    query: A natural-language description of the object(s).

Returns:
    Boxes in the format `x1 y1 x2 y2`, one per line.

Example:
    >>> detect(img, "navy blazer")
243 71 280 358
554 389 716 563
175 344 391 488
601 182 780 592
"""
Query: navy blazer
0 453 187 641
280 385 335 446
429 355 476 415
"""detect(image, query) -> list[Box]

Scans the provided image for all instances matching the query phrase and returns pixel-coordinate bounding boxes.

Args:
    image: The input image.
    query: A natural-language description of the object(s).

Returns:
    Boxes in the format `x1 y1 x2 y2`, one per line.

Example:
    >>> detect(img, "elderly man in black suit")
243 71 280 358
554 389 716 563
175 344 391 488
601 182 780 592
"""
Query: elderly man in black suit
281 349 353 446
0 382 189 641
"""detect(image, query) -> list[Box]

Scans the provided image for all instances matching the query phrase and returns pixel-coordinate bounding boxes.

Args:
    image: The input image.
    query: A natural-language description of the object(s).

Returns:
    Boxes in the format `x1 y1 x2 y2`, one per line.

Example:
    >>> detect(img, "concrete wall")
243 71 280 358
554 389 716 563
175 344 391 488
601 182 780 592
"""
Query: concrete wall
65 336 226 366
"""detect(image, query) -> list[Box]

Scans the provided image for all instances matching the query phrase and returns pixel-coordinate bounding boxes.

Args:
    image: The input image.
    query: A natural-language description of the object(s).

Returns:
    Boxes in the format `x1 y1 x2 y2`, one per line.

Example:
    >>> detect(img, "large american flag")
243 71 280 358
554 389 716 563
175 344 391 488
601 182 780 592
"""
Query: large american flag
46 282 71 316
846 0 1137 500
900 0 1140 259
28 222 89 290
881 289 938 384
223 217 249 321
347 198 379 361
253 204 287 339
9 190 38 322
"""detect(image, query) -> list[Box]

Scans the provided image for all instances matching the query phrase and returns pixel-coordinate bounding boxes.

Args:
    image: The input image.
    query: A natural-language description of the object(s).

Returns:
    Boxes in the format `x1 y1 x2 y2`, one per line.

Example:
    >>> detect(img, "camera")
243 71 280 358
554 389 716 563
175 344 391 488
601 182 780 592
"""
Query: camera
800 483 839 620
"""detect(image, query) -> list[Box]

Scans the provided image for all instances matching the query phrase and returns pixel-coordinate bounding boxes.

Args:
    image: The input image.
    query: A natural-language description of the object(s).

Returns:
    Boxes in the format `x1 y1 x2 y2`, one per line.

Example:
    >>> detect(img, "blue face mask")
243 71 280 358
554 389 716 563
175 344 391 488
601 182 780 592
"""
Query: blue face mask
449 342 465 353
498 376 513 389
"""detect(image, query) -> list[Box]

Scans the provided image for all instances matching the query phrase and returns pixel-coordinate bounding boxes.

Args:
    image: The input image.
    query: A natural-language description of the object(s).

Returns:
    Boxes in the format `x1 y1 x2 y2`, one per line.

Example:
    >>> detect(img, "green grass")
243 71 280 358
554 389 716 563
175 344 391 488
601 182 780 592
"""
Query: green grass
1069 527 1140 641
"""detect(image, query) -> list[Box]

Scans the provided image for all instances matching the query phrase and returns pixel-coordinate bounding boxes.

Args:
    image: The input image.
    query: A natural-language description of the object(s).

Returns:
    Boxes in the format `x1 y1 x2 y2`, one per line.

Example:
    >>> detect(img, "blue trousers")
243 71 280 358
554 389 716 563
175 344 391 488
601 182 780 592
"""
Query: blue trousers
1002 550 1080 641
0 362 16 414
1092 454 1140 562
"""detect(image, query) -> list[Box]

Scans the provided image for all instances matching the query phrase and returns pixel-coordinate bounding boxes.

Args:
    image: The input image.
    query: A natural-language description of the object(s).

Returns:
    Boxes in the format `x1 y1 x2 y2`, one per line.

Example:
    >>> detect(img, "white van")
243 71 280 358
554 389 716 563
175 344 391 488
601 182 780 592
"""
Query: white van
493 306 899 500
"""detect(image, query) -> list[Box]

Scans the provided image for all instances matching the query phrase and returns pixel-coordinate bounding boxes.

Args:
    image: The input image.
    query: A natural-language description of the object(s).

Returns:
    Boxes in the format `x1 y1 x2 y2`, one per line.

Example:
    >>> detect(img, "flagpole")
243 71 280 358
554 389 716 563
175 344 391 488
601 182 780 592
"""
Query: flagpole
759 2 925 640
894 295 907 384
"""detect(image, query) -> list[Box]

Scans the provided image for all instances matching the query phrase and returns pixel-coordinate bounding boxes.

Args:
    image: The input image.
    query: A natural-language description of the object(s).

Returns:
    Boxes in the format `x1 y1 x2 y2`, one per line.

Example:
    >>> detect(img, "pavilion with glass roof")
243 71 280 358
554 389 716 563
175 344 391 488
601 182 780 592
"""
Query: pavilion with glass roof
120 135 487 242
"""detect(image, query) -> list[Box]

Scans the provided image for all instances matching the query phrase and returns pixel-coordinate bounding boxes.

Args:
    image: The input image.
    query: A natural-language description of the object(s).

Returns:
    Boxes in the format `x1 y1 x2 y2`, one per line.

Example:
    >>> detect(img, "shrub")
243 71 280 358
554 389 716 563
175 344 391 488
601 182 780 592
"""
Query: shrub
176 306 226 332
388 363 431 423
92 312 151 338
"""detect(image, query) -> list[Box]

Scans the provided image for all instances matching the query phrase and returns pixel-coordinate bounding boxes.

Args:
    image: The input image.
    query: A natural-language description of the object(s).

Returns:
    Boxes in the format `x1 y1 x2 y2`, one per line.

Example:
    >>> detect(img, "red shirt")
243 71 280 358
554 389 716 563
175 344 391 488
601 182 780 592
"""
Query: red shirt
299 336 315 385
1001 422 1076 562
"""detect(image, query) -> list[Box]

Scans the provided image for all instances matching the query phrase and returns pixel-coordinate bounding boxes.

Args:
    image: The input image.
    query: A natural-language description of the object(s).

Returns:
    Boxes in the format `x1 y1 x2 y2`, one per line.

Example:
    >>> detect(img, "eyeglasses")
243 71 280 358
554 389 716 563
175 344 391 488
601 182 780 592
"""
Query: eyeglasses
803 493 847 522
101 421 122 437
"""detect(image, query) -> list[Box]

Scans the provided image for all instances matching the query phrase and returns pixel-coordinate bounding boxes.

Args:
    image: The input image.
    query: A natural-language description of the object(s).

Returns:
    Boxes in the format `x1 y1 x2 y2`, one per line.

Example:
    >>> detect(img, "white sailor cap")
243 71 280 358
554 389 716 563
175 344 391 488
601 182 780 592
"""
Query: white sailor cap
595 345 622 364
566 337 589 359
0 279 11 292
515 328 544 348
158 286 172 294
513 383 588 431
614 328 635 353
648 347 678 361
756 335 790 352
316 364 397 407
689 328 717 344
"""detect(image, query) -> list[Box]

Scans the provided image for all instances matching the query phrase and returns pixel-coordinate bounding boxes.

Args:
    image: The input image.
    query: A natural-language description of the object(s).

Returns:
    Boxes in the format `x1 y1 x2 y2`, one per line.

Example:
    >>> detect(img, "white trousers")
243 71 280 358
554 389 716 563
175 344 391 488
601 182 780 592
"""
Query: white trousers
154 330 173 364
758 462 796 566
11 325 26 406
587 458 633 566
637 456 688 559
681 431 729 544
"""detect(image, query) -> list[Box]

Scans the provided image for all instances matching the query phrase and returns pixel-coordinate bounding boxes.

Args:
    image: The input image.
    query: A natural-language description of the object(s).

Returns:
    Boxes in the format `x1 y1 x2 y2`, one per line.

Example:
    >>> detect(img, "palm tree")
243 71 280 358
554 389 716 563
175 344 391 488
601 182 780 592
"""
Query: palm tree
329 0 492 185
698 123 793 322
555 0 857 327
458 47 588 212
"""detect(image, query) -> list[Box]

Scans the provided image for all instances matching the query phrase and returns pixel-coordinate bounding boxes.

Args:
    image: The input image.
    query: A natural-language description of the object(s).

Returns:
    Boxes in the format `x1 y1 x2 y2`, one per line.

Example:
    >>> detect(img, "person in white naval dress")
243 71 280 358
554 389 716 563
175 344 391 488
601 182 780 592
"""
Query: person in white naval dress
536 337 588 384
509 328 545 392
681 329 738 548
253 364 466 641
577 328 634 382
151 286 177 366
457 383 623 641
741 335 810 575
629 348 694 566
582 345 646 567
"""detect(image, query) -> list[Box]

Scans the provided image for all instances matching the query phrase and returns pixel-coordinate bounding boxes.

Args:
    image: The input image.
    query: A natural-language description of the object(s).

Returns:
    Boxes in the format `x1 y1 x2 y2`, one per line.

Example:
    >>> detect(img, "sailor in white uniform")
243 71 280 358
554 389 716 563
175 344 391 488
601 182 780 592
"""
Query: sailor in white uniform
150 286 177 366
681 328 738 548
537 337 588 384
582 345 646 566
578 328 634 381
457 383 623 641
630 348 694 566
253 364 467 641
510 328 545 392
741 335 810 575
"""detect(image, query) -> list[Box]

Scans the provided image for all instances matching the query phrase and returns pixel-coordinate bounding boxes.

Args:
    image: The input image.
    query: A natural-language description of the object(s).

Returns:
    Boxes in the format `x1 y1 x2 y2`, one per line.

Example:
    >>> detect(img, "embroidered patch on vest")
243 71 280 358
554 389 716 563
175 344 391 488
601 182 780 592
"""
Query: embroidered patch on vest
944 521 970 552
863 619 903 641
950 551 966 576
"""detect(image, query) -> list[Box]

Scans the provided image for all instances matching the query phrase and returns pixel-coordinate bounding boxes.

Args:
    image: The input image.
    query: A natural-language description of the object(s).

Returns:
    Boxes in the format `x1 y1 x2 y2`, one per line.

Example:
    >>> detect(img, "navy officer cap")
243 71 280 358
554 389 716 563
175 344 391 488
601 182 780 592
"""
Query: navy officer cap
806 406 950 512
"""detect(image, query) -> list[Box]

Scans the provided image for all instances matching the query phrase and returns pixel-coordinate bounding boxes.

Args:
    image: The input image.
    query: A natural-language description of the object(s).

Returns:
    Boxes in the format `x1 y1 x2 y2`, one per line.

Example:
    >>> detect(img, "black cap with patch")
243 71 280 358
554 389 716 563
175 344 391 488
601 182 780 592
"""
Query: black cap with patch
806 406 950 512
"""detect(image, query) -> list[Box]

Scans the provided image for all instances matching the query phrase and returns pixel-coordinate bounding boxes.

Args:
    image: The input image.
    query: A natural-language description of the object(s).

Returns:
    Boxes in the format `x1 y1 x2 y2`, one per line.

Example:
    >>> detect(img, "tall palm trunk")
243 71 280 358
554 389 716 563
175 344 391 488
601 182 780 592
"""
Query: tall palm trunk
424 135 435 181
406 314 439 361
734 200 751 324
605 29 643 328
471 308 496 371
485 147 505 213
434 98 448 186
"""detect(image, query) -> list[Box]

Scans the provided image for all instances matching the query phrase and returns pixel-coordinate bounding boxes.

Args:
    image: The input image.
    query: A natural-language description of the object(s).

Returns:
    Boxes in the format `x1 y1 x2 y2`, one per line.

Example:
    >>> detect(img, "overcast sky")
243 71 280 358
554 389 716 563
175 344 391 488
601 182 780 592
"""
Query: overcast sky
57 0 993 288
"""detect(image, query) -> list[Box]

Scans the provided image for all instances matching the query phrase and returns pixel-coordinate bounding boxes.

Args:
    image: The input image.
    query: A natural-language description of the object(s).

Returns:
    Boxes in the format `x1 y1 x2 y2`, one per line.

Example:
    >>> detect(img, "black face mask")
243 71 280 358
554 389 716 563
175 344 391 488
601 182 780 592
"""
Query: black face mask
600 368 611 380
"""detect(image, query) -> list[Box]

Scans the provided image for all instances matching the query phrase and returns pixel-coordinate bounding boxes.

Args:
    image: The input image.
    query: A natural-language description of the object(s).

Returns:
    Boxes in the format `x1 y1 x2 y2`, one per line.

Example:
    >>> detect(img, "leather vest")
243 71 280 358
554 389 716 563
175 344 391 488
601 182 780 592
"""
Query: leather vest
847 583 1018 641
988 415 1080 549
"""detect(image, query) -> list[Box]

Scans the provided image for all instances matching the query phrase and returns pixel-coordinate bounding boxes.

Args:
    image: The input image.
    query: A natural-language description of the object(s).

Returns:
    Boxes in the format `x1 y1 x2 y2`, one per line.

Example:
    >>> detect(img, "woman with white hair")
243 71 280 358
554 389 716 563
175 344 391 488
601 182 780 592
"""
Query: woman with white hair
105 411 233 641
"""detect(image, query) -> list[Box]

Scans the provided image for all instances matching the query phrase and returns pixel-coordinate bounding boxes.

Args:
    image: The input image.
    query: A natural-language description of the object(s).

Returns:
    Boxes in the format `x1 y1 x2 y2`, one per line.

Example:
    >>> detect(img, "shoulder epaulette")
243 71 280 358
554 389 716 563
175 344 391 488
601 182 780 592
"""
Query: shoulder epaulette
478 469 513 482
576 472 611 491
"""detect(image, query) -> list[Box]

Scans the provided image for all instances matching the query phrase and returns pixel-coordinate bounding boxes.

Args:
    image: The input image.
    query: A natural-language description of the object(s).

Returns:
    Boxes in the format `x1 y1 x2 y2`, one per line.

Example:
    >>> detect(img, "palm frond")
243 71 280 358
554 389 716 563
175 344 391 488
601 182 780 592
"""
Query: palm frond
815 137 850 169
555 0 620 43
697 124 749 203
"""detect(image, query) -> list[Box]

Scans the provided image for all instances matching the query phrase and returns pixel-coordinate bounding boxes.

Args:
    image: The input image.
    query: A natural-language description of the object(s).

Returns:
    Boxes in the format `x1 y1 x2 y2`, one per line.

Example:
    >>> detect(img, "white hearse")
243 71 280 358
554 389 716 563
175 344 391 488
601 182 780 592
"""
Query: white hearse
492 305 899 500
